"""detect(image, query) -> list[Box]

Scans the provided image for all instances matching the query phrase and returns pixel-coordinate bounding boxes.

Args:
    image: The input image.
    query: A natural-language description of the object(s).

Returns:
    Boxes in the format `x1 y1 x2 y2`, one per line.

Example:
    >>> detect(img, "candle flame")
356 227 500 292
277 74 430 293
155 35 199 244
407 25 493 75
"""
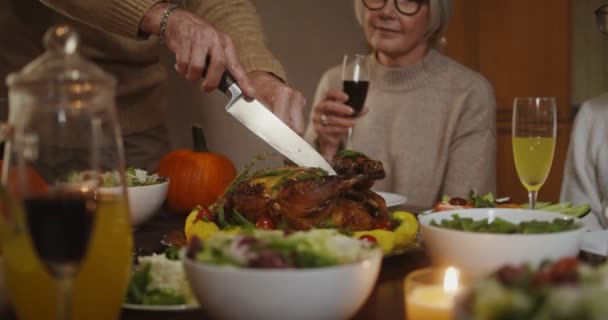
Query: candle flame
443 266 459 294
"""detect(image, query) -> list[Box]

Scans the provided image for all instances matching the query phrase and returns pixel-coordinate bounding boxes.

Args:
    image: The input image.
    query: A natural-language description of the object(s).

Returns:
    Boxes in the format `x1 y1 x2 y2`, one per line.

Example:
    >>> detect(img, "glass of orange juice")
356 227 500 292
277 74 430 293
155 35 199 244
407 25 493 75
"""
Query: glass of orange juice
0 25 133 320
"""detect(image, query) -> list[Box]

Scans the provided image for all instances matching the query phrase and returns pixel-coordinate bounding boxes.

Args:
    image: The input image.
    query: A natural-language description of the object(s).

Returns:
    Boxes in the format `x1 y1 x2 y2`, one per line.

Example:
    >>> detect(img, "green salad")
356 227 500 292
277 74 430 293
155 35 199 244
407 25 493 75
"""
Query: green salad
65 167 163 187
125 248 195 306
190 229 379 269
431 214 580 234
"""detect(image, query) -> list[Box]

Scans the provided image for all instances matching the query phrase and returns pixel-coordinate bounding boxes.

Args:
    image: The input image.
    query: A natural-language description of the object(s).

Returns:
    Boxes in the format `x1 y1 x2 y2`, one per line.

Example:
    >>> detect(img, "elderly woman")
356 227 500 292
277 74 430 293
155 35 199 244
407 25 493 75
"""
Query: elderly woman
304 0 497 212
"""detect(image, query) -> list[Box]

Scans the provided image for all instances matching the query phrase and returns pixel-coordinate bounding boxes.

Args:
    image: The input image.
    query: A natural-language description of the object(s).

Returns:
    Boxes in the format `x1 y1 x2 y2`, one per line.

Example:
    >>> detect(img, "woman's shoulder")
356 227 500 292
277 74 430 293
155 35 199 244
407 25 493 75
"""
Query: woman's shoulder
576 93 608 125
428 53 495 111
580 92 608 113
433 51 494 90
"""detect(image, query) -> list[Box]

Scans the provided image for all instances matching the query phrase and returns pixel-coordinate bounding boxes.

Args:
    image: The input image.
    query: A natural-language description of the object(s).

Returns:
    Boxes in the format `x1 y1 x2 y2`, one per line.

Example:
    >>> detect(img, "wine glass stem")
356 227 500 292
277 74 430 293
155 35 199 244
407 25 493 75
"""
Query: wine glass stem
528 190 537 210
56 276 74 320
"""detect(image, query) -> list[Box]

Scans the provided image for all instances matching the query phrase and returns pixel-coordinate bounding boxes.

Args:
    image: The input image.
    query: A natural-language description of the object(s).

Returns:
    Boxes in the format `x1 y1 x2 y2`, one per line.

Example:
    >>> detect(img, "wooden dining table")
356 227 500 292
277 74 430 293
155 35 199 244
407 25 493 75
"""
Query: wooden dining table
120 219 608 320
121 212 431 320
4 211 606 320
2 206 603 320
2 211 431 320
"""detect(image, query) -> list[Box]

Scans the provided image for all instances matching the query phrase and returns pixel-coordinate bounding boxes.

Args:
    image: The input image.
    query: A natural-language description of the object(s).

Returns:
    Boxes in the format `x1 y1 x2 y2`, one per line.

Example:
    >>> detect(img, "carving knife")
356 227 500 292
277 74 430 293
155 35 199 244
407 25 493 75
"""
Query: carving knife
211 71 336 175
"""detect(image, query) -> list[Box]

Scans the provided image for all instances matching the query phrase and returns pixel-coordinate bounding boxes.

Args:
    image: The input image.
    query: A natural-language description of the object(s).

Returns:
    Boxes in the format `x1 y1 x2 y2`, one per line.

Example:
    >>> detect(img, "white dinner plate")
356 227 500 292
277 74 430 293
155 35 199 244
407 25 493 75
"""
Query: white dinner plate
376 191 407 208
123 302 199 312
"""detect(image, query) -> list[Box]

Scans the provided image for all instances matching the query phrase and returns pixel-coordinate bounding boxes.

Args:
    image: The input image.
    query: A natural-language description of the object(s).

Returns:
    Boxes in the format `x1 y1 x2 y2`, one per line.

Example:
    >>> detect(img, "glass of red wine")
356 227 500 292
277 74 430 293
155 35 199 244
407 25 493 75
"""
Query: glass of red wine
0 26 131 320
341 54 369 148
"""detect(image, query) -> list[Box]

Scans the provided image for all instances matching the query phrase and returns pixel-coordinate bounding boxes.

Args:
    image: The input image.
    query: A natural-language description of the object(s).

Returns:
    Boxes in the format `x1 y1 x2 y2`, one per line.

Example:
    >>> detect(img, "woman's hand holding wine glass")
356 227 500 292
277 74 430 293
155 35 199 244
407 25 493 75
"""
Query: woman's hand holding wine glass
512 97 557 210
313 54 370 158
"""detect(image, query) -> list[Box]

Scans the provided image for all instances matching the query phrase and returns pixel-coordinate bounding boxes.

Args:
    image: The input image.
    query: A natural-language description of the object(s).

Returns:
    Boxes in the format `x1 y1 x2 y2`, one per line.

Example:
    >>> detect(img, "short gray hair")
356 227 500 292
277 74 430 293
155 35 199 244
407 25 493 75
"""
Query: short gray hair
354 0 452 48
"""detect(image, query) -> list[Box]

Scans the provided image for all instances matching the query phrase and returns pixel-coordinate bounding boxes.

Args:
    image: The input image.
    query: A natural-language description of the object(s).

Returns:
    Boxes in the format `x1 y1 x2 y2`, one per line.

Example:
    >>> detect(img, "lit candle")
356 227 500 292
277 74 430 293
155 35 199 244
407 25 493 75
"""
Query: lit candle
405 267 460 320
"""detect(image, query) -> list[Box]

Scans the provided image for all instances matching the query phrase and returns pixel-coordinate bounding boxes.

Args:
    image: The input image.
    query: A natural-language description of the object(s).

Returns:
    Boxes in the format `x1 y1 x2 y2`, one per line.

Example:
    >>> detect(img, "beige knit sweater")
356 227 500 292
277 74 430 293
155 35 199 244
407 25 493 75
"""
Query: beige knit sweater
305 50 497 213
0 0 285 134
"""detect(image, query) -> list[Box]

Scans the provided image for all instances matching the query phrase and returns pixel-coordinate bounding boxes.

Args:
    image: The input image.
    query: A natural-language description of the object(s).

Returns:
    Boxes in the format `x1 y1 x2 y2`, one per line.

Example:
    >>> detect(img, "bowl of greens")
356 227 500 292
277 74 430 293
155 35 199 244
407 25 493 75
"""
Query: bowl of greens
66 167 168 226
98 168 169 226
418 208 584 279
183 229 382 320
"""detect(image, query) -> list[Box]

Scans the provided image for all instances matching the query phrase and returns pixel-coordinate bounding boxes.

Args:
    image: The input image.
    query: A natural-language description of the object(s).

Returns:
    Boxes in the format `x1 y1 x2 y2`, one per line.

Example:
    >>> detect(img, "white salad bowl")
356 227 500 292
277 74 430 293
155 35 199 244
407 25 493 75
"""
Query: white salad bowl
418 208 584 279
126 179 169 226
183 239 382 320
101 178 169 226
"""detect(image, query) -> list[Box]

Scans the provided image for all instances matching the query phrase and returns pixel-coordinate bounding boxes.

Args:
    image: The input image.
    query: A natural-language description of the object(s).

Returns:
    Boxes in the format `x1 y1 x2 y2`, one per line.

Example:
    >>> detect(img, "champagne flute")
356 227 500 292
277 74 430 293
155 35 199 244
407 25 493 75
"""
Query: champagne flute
342 54 370 149
512 97 557 209
0 25 132 320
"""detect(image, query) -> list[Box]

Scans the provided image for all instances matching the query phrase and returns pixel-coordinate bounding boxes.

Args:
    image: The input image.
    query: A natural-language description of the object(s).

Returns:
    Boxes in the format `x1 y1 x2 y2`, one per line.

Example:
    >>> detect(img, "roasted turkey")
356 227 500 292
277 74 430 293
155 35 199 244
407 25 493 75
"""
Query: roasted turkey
219 151 389 231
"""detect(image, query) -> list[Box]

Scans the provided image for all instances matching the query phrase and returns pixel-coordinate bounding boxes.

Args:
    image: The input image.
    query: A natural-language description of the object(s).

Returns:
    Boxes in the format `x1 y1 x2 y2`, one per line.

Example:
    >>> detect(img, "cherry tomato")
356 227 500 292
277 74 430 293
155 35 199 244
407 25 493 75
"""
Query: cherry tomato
531 269 550 287
374 220 393 231
255 217 276 230
549 257 579 284
449 197 469 206
496 265 528 286
433 200 473 212
359 235 377 244
433 201 445 212
196 208 214 222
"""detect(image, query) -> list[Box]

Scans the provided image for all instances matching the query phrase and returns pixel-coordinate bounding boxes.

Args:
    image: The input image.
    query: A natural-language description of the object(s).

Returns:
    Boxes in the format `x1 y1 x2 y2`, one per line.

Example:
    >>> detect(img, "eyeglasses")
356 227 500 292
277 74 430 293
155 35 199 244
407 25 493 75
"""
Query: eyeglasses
362 0 425 16
596 4 608 35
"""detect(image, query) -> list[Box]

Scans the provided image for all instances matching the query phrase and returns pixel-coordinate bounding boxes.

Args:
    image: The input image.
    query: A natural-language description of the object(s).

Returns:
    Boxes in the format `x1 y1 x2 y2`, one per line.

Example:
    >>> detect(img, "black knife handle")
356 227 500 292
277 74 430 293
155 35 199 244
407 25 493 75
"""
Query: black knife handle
215 72 235 95
201 55 236 95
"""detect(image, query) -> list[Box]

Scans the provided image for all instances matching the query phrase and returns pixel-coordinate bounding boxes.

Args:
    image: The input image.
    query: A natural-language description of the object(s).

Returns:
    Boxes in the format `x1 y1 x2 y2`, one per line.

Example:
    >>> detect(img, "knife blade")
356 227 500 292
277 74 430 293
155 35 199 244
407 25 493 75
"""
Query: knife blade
212 71 336 175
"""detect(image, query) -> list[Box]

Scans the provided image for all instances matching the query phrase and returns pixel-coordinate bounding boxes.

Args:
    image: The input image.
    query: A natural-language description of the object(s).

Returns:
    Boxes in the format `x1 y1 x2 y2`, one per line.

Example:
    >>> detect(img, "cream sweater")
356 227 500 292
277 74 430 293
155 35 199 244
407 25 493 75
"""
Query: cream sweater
0 0 285 134
305 50 497 213
560 93 608 230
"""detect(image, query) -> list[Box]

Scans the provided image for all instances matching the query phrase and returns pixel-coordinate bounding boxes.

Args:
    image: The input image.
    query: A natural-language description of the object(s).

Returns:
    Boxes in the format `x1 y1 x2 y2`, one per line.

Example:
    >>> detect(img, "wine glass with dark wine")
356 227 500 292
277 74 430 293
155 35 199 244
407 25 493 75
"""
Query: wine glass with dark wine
342 54 370 148
0 25 132 320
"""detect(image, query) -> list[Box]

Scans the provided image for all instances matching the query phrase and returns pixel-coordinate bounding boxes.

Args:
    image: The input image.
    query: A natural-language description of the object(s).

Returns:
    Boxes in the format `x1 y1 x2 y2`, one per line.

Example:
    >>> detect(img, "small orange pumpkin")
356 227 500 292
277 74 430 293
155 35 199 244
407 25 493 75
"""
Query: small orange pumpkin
157 126 237 214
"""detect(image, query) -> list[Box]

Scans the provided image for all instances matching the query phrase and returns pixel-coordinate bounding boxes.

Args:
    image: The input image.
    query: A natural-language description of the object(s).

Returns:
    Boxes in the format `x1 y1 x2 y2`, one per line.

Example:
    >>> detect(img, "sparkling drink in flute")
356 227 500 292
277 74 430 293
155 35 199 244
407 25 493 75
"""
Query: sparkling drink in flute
512 97 557 209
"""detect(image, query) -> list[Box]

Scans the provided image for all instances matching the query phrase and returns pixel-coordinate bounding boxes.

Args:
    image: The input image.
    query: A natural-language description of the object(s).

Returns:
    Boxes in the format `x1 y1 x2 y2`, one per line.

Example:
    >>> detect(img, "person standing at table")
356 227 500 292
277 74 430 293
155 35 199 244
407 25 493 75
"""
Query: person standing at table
0 0 306 171
304 0 497 213
560 4 608 230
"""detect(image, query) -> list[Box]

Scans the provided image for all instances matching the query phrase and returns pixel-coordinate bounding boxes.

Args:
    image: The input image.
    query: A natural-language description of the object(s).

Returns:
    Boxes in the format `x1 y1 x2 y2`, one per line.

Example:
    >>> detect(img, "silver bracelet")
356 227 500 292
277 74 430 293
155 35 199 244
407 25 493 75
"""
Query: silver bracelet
160 3 179 45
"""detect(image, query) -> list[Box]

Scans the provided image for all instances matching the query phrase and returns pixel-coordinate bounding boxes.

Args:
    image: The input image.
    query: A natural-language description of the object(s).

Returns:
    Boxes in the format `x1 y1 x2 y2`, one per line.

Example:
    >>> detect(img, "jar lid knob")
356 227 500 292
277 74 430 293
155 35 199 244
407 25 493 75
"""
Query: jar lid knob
6 24 115 88
43 25 79 54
